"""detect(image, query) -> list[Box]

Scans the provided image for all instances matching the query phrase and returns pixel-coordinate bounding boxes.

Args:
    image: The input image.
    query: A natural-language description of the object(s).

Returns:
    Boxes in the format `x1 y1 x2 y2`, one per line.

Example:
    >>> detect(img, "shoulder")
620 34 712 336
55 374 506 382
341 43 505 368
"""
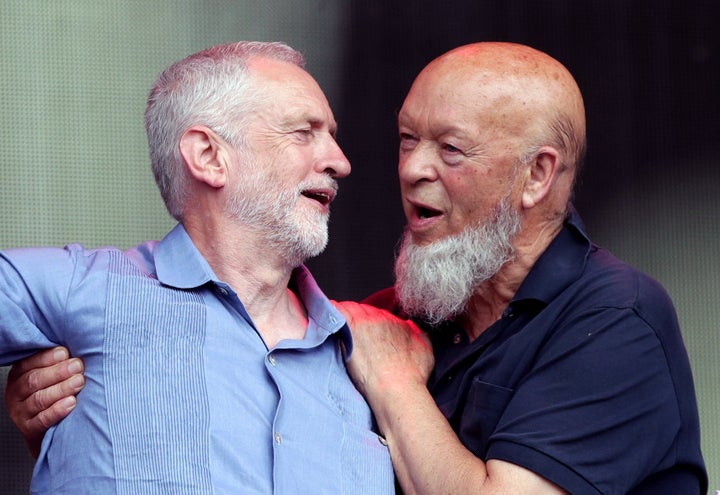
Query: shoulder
555 207 675 315
1 244 99 273
1 242 159 281
581 246 677 323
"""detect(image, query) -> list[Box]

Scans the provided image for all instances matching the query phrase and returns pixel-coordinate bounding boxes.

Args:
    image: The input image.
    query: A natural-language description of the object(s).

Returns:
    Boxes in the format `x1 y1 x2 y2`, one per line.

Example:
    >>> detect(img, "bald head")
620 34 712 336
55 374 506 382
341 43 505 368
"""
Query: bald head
410 42 586 179
394 43 588 321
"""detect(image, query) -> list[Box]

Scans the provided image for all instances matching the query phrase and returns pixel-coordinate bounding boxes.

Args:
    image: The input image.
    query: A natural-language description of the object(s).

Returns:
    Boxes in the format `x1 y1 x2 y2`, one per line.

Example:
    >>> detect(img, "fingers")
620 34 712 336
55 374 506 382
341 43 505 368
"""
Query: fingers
31 391 79 432
334 301 427 342
333 300 394 325
23 367 85 416
7 346 70 378
334 301 435 388
5 348 85 458
8 375 82 459
331 300 357 325
16 391 79 459
7 348 84 404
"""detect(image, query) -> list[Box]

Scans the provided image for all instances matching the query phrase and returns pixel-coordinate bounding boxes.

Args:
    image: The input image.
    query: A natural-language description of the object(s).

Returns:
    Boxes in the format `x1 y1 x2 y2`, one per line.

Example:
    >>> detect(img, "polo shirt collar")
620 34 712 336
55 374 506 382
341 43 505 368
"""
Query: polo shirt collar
513 204 593 305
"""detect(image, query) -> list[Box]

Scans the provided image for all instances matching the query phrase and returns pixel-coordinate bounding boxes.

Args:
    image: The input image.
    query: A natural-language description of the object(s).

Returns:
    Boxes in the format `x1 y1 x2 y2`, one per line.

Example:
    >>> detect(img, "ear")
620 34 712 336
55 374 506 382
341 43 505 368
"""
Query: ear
521 146 561 209
178 125 229 189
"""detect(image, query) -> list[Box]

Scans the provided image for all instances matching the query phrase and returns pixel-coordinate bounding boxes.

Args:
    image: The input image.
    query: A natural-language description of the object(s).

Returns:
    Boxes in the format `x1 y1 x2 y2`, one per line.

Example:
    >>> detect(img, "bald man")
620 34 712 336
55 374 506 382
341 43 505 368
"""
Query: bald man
7 42 708 493
338 42 707 493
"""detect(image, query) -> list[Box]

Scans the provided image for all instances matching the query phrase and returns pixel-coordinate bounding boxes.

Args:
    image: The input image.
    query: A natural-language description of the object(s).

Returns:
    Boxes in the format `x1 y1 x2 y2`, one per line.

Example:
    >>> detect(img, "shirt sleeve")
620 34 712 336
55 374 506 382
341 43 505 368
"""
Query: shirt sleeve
0 247 77 364
486 305 681 494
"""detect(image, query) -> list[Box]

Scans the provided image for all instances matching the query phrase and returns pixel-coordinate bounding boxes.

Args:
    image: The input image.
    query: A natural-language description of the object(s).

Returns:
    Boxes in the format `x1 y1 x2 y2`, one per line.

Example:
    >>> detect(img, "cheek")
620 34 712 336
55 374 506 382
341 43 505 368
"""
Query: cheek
445 176 495 225
445 170 480 204
281 150 315 180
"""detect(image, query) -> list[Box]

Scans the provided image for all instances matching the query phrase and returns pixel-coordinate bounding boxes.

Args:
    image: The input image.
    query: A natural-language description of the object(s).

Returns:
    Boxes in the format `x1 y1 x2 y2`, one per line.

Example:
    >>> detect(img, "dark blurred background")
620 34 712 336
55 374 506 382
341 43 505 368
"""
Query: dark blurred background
310 0 717 301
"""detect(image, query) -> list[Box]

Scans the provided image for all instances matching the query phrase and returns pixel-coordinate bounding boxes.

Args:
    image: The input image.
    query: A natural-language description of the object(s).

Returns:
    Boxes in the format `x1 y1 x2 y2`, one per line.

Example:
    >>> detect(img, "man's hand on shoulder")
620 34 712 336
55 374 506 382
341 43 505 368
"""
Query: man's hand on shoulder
332 301 434 401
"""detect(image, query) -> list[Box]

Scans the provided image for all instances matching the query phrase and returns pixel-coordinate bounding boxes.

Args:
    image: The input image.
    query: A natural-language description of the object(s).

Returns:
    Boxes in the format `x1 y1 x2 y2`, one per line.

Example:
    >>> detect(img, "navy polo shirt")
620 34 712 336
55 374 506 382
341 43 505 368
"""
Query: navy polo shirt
365 206 707 494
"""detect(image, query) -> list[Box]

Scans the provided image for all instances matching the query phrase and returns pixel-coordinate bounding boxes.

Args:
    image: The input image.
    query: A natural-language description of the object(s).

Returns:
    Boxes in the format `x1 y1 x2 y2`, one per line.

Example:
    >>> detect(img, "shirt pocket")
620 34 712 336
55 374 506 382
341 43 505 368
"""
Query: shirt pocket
458 378 514 458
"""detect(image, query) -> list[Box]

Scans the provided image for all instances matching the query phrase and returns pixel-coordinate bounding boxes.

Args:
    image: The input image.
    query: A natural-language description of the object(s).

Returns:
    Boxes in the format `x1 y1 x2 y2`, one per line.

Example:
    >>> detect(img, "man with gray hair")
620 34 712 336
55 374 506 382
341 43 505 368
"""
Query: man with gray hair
0 41 394 493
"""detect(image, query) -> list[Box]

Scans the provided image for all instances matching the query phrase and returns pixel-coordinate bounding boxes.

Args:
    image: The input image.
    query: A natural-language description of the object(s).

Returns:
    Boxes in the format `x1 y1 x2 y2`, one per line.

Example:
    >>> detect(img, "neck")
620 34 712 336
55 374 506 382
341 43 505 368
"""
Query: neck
182 214 308 348
459 216 563 341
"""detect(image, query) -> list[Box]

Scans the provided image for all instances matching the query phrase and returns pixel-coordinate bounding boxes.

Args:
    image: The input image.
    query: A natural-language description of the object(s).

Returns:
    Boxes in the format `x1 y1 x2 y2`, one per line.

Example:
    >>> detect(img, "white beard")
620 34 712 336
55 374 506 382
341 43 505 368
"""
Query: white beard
224 164 332 268
394 195 521 326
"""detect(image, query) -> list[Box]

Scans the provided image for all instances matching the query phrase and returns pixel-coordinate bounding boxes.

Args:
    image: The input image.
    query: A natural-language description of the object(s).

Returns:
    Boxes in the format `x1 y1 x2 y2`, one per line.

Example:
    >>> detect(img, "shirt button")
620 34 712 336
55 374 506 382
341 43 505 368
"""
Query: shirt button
274 432 283 444
453 333 462 344
268 355 277 366
329 314 337 324
217 287 228 296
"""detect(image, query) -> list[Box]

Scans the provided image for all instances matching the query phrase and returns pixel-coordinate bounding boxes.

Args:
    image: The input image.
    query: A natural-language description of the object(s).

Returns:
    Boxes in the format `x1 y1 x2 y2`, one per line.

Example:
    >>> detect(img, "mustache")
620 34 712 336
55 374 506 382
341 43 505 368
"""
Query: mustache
296 176 339 194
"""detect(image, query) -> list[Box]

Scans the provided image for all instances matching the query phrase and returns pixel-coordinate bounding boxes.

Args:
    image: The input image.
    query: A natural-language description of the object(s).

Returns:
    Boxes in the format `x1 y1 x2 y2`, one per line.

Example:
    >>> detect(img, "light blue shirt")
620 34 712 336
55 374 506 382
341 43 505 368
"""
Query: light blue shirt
0 224 395 494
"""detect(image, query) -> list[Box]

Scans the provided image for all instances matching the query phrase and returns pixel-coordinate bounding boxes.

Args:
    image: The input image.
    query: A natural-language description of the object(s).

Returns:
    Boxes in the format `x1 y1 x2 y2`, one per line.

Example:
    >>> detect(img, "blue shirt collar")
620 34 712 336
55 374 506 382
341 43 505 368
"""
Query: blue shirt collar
155 223 216 289
154 223 350 346
289 264 352 351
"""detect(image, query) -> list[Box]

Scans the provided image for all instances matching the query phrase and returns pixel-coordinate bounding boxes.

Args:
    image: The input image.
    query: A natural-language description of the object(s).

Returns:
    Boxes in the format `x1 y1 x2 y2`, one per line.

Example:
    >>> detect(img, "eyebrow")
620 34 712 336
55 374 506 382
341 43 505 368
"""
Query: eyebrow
397 115 470 139
306 115 338 136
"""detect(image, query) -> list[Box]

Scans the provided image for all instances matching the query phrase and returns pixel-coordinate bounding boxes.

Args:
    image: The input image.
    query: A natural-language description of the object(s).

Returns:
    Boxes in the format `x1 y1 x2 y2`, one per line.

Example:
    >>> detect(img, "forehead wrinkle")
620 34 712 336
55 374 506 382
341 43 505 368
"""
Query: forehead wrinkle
248 59 335 123
402 79 516 148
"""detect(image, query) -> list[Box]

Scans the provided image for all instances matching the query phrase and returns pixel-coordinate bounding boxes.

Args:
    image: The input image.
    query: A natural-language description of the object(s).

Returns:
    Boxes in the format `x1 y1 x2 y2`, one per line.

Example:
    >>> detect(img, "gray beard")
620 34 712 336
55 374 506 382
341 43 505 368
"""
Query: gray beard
394 196 521 326
224 171 331 269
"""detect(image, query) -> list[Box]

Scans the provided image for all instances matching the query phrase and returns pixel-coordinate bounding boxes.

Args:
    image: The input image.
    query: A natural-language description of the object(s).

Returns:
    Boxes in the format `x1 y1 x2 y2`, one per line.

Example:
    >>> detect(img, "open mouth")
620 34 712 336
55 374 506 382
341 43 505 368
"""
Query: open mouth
417 205 442 219
301 188 335 207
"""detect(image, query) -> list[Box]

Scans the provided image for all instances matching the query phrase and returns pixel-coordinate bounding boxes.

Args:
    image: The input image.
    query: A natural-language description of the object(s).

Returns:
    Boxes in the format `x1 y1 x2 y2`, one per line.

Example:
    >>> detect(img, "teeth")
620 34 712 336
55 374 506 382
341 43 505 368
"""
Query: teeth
303 191 330 205
418 207 435 219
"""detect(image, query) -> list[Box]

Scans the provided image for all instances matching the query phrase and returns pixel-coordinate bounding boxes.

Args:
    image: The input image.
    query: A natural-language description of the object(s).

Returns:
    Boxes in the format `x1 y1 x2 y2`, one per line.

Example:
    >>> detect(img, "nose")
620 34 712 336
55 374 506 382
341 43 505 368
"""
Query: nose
398 142 439 185
318 136 351 179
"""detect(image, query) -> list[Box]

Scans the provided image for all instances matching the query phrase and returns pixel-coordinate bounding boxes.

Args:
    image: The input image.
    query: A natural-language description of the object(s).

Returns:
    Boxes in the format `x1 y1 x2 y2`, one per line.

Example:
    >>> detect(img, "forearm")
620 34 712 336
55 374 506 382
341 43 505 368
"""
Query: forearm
334 301 566 494
370 382 568 495
370 383 488 495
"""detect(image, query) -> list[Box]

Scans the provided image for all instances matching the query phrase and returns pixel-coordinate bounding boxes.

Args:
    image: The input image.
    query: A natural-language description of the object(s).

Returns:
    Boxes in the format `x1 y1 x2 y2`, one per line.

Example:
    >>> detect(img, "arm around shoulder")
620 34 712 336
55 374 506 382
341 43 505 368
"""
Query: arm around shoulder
5 346 85 458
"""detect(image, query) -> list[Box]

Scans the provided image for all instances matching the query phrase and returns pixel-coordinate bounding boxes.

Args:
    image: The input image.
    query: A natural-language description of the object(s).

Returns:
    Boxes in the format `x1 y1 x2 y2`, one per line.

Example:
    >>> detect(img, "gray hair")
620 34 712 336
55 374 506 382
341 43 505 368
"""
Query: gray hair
520 114 586 171
145 41 305 220
519 112 587 209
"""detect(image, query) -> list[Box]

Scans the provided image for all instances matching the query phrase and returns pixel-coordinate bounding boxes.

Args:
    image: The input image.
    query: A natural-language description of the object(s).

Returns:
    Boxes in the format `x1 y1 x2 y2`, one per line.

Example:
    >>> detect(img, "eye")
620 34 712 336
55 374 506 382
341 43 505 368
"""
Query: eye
440 142 468 165
399 132 418 152
291 128 315 143
442 142 462 154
